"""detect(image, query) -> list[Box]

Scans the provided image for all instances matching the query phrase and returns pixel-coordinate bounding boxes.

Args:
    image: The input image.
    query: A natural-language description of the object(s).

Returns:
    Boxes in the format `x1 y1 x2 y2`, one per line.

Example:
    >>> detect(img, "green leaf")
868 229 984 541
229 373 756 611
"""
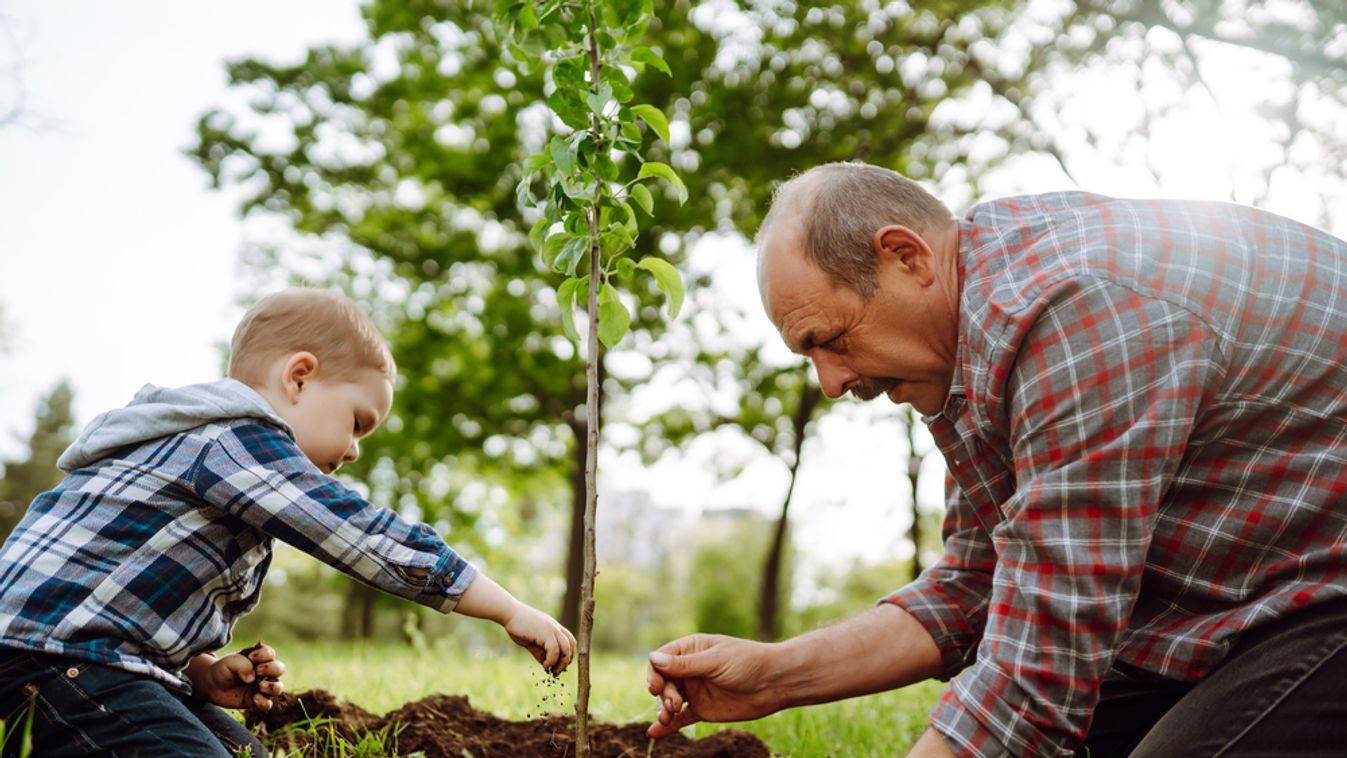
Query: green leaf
601 67 634 103
541 232 573 267
524 152 552 175
517 1 538 30
598 299 631 347
564 210 588 237
563 180 597 203
629 183 654 215
636 256 685 319
547 89 590 130
593 153 619 181
555 236 591 276
631 104 670 144
600 225 635 257
621 202 640 238
549 135 577 176
637 161 687 205
515 177 535 207
631 46 671 76
529 217 551 249
556 277 582 340
586 83 614 117
553 56 587 88
616 257 636 279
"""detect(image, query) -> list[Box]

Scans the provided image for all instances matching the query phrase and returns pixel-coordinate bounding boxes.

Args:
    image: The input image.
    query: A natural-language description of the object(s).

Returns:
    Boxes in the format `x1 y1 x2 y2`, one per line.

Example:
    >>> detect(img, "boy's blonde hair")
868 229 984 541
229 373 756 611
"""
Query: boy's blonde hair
228 288 396 387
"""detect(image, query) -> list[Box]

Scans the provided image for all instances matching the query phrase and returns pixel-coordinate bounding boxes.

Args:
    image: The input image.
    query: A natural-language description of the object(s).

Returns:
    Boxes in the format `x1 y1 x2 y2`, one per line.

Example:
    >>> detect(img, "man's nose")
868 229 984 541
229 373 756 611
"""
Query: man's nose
810 352 855 399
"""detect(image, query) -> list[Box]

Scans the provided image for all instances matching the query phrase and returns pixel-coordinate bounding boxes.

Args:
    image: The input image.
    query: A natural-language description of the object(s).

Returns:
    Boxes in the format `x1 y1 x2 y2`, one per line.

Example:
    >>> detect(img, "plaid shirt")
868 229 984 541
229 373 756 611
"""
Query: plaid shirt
885 193 1347 757
0 418 477 694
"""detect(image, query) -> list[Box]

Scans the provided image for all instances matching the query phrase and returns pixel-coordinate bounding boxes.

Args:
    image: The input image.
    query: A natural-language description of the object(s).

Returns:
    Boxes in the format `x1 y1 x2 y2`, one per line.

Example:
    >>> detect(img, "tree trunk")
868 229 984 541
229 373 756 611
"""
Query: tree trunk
560 418 588 633
559 359 603 633
755 382 821 641
905 407 924 580
340 580 378 639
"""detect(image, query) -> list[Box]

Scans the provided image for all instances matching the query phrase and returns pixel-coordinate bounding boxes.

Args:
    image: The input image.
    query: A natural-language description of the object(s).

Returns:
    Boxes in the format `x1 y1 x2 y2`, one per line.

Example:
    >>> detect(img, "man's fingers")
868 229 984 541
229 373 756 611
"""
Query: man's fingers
661 681 683 714
647 702 699 738
649 648 713 680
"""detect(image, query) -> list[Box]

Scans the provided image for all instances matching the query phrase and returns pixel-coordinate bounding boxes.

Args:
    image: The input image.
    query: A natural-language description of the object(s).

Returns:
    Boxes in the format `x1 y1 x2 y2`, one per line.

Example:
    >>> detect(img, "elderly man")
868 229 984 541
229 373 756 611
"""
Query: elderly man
646 162 1347 757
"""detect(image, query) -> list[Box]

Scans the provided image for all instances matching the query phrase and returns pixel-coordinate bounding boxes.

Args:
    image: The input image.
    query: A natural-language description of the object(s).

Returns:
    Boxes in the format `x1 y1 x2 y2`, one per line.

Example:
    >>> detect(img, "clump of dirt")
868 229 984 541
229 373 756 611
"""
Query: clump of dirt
248 689 773 758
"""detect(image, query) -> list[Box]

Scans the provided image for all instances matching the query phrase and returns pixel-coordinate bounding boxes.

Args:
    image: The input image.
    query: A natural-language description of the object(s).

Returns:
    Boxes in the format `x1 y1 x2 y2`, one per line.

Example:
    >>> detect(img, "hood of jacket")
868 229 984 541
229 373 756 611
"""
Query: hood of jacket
57 378 293 472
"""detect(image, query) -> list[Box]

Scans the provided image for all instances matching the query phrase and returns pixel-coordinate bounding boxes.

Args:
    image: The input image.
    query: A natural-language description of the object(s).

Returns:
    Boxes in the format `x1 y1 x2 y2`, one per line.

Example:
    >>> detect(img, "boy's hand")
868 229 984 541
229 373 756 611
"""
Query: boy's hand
503 602 576 676
195 642 287 711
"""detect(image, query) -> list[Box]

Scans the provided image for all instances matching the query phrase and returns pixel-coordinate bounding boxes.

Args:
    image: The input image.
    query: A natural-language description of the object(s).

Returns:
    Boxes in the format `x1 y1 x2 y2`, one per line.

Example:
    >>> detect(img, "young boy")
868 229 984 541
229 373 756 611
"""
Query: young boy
0 288 575 756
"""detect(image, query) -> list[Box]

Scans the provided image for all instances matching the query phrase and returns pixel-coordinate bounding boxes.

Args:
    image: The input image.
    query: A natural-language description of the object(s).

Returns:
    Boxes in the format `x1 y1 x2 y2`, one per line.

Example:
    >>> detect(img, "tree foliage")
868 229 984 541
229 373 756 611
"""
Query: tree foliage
0 380 76 542
190 0 1037 638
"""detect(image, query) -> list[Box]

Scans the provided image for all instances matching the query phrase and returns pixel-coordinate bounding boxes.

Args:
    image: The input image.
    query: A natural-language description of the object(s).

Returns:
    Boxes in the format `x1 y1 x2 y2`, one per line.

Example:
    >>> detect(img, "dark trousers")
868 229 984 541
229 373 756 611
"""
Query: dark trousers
0 649 266 757
1082 594 1347 757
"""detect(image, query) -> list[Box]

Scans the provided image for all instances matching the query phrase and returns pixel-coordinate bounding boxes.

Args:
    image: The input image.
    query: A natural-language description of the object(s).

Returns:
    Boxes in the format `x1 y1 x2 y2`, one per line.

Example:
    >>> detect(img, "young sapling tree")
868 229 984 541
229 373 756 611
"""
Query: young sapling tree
494 0 685 754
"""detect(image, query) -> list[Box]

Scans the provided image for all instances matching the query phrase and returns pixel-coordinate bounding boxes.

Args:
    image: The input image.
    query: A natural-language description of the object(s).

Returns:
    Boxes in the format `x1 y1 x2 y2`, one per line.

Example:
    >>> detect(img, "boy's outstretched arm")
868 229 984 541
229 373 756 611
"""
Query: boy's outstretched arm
455 573 576 676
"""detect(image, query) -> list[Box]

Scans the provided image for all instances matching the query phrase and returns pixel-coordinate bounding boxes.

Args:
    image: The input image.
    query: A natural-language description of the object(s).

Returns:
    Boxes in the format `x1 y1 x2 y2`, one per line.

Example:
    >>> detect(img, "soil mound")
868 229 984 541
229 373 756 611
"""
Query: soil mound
249 689 773 757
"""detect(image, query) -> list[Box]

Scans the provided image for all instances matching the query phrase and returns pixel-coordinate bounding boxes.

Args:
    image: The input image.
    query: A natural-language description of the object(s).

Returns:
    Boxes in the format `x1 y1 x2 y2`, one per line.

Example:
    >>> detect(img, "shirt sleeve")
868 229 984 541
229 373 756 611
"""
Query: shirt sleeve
912 277 1220 757
885 476 997 676
190 421 478 613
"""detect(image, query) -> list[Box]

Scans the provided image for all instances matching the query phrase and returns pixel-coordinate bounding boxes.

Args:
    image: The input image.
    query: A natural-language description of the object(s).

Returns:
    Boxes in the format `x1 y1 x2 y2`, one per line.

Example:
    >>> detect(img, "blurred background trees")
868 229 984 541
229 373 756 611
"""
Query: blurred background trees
0 380 75 543
176 0 1347 649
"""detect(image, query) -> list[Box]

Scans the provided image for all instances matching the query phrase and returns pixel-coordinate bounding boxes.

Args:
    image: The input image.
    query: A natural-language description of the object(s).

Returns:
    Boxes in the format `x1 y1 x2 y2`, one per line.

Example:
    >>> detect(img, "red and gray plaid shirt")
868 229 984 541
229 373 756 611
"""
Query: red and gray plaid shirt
885 192 1347 757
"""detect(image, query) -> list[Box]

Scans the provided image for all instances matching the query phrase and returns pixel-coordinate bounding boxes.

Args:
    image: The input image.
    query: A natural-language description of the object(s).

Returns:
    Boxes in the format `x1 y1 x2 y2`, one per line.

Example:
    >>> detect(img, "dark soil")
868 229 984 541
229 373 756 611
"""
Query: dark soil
248 689 773 758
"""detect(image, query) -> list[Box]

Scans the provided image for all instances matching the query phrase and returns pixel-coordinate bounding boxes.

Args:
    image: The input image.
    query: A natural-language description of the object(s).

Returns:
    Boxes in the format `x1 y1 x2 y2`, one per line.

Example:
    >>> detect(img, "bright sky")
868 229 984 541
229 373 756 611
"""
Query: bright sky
1 2 1341 576
0 1 366 455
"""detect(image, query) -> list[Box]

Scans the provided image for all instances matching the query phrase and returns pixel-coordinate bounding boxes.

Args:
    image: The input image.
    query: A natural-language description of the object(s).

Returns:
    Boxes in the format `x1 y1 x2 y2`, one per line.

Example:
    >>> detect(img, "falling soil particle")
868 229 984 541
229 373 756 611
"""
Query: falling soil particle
248 689 773 758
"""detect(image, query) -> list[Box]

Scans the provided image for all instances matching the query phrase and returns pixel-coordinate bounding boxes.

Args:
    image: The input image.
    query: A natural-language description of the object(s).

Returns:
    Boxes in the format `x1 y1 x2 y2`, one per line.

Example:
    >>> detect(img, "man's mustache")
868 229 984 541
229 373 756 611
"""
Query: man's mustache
848 378 899 400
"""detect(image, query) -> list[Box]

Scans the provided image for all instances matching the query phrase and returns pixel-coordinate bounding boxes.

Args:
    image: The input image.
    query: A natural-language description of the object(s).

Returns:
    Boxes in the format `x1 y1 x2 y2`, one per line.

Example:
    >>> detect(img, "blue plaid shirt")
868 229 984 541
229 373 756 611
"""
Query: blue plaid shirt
0 415 477 694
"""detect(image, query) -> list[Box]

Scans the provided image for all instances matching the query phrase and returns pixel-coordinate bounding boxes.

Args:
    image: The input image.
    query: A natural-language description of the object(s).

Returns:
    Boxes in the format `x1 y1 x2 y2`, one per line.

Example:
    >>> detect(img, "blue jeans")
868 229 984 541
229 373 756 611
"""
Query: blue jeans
1082 593 1347 757
0 649 266 757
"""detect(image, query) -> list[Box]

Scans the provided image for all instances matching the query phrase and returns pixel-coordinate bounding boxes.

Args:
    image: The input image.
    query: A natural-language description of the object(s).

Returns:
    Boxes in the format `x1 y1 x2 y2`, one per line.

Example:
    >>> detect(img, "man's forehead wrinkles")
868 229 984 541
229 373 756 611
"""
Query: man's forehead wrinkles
773 300 817 352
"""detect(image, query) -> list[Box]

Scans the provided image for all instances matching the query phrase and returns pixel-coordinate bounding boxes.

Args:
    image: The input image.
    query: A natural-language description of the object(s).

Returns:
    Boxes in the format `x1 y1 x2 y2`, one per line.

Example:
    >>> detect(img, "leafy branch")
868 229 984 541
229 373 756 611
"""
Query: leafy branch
494 0 686 753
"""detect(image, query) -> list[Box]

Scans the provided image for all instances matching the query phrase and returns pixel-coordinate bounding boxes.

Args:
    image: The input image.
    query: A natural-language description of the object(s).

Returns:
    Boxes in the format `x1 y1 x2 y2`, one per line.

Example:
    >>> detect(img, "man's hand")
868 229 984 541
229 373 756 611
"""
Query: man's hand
645 634 784 737
645 605 945 739
503 602 576 677
188 643 286 711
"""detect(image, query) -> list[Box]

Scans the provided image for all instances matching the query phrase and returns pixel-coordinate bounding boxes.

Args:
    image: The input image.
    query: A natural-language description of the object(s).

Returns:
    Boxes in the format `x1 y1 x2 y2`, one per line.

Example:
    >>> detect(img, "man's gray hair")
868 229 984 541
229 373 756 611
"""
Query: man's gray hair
756 162 954 298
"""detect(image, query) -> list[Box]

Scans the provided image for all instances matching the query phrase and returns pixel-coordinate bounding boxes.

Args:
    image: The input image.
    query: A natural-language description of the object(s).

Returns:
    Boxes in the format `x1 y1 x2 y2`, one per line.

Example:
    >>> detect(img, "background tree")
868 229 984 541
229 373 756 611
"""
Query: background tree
0 380 76 542
190 0 1043 640
1004 1 1347 226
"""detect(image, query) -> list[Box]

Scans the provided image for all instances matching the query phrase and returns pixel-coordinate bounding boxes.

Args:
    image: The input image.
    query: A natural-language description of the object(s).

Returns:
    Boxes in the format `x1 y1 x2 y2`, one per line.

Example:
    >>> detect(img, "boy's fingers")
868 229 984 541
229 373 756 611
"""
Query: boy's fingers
542 637 559 670
255 661 286 679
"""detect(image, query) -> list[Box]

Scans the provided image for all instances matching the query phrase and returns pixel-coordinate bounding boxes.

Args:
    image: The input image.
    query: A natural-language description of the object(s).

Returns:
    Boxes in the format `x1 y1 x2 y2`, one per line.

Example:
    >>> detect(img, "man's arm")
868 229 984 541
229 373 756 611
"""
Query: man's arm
647 603 944 737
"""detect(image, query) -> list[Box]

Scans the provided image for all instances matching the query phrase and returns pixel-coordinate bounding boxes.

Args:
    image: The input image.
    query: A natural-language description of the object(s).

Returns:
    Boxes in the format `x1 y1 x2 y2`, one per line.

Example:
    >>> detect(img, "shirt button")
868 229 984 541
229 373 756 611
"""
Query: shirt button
66 667 80 679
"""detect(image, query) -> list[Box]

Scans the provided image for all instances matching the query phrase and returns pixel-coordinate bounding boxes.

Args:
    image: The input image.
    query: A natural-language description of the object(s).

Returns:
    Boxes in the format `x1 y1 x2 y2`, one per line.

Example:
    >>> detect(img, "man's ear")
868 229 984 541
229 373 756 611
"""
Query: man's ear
280 352 318 402
872 225 935 285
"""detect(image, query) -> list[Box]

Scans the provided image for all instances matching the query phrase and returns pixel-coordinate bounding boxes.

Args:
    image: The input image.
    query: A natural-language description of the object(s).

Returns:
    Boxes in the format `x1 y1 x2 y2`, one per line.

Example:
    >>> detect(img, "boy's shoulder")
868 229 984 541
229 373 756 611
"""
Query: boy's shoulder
57 379 294 474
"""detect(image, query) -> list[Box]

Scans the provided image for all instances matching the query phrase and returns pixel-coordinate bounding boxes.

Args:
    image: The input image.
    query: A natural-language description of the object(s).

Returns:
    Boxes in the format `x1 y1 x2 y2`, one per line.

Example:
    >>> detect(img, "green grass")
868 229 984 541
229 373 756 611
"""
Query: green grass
272 639 943 757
